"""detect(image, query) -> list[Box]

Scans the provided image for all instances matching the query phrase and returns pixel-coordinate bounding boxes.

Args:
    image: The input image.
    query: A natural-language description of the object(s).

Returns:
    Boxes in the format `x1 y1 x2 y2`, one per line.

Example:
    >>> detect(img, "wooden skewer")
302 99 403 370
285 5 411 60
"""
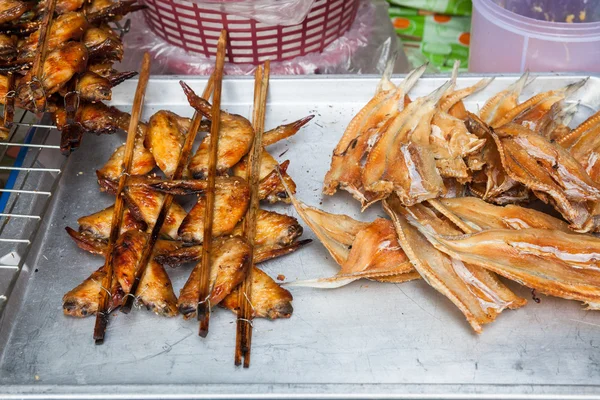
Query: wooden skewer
197 29 227 337
93 52 152 344
120 73 215 314
32 0 57 80
235 60 270 367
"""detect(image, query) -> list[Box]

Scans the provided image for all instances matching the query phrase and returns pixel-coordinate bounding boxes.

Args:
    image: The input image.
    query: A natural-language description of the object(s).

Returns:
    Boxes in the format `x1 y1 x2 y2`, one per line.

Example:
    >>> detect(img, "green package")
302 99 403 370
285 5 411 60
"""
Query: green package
388 4 471 72
387 0 472 16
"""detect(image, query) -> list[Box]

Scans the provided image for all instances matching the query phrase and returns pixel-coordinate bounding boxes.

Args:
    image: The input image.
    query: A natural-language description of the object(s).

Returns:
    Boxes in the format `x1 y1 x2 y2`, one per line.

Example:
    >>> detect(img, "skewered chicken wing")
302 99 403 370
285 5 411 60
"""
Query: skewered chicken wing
181 82 255 178
0 0 31 25
77 205 146 237
178 236 251 319
233 151 296 203
62 264 124 317
16 41 88 112
18 11 89 61
222 267 293 319
144 110 191 178
125 181 187 239
178 176 250 243
96 139 156 192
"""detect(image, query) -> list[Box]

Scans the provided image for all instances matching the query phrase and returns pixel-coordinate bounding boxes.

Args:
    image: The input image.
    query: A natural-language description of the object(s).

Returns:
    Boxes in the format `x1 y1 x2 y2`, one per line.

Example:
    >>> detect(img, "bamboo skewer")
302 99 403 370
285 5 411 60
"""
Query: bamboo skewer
197 30 227 337
235 61 270 367
28 0 57 113
93 52 152 344
32 0 57 80
120 74 215 314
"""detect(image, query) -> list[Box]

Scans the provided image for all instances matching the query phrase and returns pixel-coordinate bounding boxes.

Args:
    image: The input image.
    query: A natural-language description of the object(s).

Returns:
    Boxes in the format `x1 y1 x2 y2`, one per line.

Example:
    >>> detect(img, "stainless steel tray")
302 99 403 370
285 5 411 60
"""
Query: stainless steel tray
1 74 600 400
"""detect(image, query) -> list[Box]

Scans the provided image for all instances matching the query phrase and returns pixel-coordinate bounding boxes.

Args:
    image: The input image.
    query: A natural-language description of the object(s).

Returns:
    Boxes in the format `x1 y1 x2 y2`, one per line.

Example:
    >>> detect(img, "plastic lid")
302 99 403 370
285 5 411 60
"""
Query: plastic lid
474 0 600 41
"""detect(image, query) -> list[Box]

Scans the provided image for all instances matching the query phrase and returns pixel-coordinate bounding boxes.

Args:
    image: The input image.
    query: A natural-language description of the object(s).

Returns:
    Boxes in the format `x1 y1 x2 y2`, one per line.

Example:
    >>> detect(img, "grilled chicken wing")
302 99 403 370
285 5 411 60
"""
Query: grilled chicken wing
97 139 156 192
56 0 85 14
0 33 15 60
178 236 251 319
144 110 191 178
262 115 314 146
233 151 296 203
181 82 255 178
16 41 88 111
77 205 146 238
113 229 147 294
18 11 88 61
125 181 187 239
222 267 293 319
148 208 306 266
135 259 178 316
83 24 123 61
0 0 31 25
62 264 124 317
178 177 250 243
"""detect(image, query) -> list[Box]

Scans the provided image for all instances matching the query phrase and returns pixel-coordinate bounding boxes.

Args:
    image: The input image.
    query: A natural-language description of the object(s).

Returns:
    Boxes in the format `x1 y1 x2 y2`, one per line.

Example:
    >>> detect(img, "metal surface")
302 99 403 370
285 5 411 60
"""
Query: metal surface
1 75 600 399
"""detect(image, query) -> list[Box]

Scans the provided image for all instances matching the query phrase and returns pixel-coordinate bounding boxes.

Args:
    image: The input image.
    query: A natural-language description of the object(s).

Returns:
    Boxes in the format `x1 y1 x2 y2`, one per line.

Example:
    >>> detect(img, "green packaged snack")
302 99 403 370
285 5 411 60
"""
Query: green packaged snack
389 4 471 72
387 0 472 16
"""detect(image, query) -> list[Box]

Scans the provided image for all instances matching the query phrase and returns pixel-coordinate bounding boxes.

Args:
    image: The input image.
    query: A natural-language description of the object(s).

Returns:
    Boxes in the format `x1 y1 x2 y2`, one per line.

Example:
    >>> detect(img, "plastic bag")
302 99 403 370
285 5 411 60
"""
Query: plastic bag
180 0 316 26
121 0 410 75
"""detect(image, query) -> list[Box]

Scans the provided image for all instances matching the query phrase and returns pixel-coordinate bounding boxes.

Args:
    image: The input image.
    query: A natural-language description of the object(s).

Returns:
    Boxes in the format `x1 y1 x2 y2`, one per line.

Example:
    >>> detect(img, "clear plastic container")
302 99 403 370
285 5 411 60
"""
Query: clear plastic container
469 0 600 73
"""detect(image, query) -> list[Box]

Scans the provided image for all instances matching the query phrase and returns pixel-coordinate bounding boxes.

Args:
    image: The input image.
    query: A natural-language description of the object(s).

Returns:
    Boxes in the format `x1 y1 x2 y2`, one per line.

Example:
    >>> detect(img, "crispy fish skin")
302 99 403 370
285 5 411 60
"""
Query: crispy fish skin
144 110 191 178
286 184 417 288
222 267 293 319
384 196 526 333
479 72 529 126
178 178 250 243
323 64 425 203
362 82 450 207
178 237 251 319
491 123 600 231
414 227 600 309
438 197 571 232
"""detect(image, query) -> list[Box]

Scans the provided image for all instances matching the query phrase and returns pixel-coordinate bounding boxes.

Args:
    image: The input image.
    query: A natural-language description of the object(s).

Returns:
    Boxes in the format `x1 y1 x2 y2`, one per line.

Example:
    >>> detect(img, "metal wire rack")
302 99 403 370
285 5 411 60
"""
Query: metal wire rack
0 111 65 316
0 19 133 316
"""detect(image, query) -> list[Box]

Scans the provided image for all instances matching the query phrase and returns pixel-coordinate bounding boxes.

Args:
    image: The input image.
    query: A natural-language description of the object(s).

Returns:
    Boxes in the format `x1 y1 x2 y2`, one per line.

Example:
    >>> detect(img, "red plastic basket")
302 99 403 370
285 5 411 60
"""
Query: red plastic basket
140 0 360 64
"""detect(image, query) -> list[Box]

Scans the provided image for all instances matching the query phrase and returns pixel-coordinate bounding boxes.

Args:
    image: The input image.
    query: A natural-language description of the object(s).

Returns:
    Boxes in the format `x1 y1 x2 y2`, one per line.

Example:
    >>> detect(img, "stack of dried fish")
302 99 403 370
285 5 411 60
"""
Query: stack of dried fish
0 0 144 150
290 62 600 333
62 78 314 323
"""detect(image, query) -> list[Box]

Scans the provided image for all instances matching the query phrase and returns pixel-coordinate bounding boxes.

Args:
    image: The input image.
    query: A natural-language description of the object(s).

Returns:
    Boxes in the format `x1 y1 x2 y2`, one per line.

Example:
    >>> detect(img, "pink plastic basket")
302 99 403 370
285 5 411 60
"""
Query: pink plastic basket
140 0 360 64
